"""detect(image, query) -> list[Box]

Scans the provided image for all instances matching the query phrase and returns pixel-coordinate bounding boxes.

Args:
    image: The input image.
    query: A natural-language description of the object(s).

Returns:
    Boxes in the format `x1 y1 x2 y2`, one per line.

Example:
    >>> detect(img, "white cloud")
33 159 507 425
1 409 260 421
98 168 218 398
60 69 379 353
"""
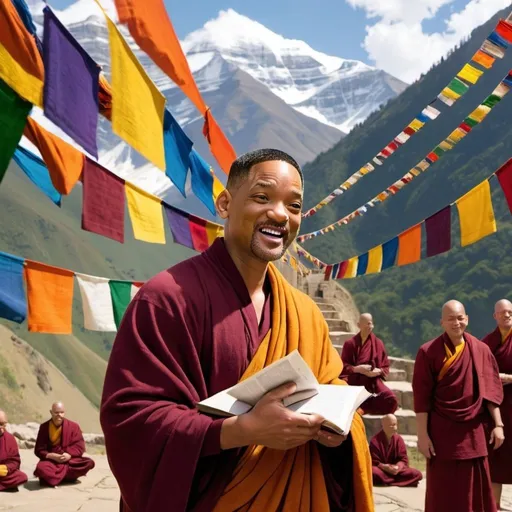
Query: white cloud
348 0 511 83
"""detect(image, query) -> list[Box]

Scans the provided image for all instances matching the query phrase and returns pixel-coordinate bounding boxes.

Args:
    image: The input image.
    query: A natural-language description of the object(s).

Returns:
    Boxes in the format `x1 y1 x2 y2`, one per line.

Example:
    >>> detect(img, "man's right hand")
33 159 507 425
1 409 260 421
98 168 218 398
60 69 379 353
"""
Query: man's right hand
354 364 372 375
418 434 435 459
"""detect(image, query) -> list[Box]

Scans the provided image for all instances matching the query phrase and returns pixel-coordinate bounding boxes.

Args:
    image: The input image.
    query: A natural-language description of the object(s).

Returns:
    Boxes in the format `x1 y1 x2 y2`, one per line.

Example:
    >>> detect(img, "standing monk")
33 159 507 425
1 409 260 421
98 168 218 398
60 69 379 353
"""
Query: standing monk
341 313 398 415
370 414 422 487
34 402 95 487
100 149 374 512
0 410 27 492
481 299 512 510
413 300 504 512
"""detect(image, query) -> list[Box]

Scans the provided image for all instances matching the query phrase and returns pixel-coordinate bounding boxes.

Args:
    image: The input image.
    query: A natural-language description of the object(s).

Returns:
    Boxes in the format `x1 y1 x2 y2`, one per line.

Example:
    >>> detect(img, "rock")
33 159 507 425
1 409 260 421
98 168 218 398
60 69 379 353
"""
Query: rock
7 423 39 442
83 433 105 445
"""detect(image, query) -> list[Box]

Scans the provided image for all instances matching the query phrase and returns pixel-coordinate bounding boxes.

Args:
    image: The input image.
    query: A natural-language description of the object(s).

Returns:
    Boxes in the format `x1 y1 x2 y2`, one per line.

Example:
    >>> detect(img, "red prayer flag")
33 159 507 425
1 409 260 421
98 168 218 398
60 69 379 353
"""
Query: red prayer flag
459 122 472 133
388 141 398 151
403 126 415 136
336 261 348 279
380 148 391 157
496 19 512 44
496 158 512 215
189 217 209 252
203 110 237 175
324 265 333 281
427 152 439 163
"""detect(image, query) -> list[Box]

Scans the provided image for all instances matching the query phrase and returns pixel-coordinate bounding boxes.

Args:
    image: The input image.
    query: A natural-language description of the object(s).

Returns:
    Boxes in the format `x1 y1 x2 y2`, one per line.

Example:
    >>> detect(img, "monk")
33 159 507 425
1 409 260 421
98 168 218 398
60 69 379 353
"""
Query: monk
34 402 95 487
481 299 512 510
0 410 27 492
100 149 373 512
413 300 504 512
369 414 422 487
341 313 398 415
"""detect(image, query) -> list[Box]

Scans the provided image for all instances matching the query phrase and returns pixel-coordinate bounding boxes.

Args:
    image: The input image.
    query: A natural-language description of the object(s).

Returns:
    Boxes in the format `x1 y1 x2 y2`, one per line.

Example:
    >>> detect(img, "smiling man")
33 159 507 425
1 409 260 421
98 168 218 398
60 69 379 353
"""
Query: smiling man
100 149 373 512
413 300 504 512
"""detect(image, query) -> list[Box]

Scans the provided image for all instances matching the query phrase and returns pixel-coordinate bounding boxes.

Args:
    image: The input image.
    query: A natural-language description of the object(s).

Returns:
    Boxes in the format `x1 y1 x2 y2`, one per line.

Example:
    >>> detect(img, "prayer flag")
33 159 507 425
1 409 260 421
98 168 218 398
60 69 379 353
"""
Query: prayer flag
481 40 506 59
496 158 512 215
98 73 112 120
76 274 116 331
105 13 166 170
397 224 421 266
42 7 100 158
24 260 74 334
336 260 348 279
13 147 61 206
366 245 383 274
190 217 222 252
189 149 215 216
447 128 467 144
163 109 192 197
488 31 509 49
496 19 512 44
456 180 496 247
437 92 455 106
382 238 398 270
212 175 225 203
203 110 236 175
408 119 424 131
0 1 44 106
324 265 333 281
463 116 479 128
109 280 142 329
344 257 358 279
0 251 26 323
439 140 453 151
492 82 510 98
472 49 495 69
24 118 84 195
11 0 37 35
425 206 451 257
504 72 512 88
82 158 125 243
482 94 501 109
125 183 166 244
0 80 31 184
457 63 483 84
357 253 368 276
164 205 194 249
468 105 491 123
448 77 469 95
422 105 440 120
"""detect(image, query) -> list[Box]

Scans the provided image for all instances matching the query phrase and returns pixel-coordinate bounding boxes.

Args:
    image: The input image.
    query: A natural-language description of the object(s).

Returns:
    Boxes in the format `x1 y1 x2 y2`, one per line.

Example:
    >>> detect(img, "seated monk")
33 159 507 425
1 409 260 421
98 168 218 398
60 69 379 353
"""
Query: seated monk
341 313 398 415
481 299 512 510
370 414 422 487
100 149 374 512
413 300 504 512
0 410 28 492
34 402 95 487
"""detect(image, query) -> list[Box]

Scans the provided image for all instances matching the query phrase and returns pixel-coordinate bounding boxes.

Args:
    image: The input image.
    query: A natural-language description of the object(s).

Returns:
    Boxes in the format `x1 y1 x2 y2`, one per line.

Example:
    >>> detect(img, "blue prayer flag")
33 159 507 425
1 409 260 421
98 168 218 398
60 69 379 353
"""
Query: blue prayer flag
189 149 215 216
382 238 399 270
0 251 26 323
357 252 369 276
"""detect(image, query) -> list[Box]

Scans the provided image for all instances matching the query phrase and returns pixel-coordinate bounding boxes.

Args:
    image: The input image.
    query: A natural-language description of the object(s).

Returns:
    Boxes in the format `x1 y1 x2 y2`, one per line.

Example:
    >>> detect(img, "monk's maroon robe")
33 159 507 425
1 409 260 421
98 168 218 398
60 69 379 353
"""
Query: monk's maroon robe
0 431 27 491
413 332 503 512
369 430 422 487
34 418 95 486
341 333 398 415
481 327 512 484
100 237 355 512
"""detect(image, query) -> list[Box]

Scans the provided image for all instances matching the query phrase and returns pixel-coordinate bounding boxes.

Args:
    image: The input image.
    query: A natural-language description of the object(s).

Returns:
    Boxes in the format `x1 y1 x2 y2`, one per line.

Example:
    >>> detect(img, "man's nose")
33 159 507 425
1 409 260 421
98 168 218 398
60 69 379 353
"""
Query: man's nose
267 204 288 223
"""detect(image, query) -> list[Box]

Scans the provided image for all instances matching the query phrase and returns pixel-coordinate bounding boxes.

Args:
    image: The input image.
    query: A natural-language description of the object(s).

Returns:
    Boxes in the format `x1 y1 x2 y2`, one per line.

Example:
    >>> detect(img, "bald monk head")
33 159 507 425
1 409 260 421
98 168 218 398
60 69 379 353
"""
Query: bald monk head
494 299 512 333
381 414 398 438
441 300 468 343
0 410 7 437
50 402 65 428
357 313 374 339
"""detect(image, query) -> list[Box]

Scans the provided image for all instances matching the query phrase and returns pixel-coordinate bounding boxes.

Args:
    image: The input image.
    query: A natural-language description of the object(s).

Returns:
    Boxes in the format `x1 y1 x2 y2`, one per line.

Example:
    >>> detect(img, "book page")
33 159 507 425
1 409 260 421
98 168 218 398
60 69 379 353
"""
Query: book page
197 388 252 417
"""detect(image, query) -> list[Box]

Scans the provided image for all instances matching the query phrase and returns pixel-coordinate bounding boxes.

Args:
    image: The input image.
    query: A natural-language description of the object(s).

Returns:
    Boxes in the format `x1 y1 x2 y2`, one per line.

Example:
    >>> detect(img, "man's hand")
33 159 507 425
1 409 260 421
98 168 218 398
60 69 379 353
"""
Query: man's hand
60 452 71 463
490 426 505 450
379 463 399 475
418 434 435 459
499 373 512 385
367 368 382 378
354 364 372 375
46 453 60 462
315 429 347 448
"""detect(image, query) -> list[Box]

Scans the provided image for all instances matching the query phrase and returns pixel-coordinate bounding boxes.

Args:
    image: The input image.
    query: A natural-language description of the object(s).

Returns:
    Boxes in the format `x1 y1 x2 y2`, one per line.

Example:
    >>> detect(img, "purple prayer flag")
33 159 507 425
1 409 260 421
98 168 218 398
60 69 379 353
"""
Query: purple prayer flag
164 205 193 249
43 6 100 158
425 206 452 257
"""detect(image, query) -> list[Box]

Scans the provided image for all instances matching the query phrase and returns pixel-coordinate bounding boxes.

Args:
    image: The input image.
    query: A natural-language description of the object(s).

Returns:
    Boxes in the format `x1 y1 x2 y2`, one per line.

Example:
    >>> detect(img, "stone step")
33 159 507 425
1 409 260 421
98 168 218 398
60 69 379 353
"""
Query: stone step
313 298 336 307
320 310 341 320
389 357 415 382
363 409 417 438
402 434 418 448
331 332 355 347
385 381 413 410
326 318 350 331
388 368 407 382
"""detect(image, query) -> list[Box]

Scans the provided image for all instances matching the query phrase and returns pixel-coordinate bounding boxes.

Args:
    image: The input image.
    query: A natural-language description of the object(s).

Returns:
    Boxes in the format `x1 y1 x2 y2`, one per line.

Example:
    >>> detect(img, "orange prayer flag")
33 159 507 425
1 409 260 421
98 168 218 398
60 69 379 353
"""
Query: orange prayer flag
397 224 422 266
203 110 237 175
472 49 495 69
24 260 74 334
24 118 84 195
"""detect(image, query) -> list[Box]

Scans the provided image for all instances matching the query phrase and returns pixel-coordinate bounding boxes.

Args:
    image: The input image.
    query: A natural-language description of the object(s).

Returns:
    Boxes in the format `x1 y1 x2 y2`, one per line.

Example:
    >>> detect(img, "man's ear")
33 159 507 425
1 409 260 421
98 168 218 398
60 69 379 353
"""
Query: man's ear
216 189 232 219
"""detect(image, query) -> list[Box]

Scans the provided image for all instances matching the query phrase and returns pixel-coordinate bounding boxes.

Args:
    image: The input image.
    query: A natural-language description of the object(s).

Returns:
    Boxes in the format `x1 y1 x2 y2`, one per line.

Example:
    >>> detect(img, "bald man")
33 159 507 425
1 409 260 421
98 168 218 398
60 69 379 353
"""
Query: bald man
341 313 398 415
413 300 504 512
481 299 512 509
34 402 95 487
369 414 422 487
0 410 27 492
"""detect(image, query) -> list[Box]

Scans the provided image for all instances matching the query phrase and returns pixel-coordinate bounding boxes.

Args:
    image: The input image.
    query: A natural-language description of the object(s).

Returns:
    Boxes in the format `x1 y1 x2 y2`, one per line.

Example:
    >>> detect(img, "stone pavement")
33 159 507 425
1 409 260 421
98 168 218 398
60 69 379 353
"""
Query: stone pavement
2 450 512 511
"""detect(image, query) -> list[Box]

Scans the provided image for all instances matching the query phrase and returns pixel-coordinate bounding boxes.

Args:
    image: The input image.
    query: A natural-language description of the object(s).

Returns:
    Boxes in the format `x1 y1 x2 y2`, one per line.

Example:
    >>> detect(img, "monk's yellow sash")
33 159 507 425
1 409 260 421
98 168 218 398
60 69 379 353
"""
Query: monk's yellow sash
213 264 373 512
0 464 8 477
501 327 512 344
438 340 465 382
49 422 62 446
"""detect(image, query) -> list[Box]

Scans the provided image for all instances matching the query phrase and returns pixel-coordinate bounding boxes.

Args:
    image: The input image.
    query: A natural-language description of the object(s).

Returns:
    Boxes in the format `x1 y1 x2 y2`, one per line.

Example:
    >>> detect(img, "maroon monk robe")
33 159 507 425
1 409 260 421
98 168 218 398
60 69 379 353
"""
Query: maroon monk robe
341 332 398 415
482 327 512 484
413 332 503 512
0 431 28 491
100 237 355 512
369 430 422 487
34 418 95 486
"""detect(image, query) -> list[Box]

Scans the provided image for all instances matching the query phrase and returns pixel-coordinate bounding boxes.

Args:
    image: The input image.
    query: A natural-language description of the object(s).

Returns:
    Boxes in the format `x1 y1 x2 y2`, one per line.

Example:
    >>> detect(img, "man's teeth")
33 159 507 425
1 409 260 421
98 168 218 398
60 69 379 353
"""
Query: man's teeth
261 228 283 237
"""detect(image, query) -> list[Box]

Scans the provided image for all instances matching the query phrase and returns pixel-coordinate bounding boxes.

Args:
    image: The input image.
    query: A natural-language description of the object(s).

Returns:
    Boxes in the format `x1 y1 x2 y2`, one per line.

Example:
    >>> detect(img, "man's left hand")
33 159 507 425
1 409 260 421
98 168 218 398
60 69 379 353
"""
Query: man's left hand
60 453 72 462
368 368 382 378
315 429 346 447
490 426 505 450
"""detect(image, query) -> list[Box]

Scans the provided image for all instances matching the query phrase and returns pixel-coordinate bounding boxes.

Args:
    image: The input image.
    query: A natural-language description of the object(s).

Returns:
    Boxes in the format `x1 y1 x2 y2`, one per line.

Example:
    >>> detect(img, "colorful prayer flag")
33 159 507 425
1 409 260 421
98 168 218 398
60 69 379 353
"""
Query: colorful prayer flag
0 251 26 323
344 257 358 279
469 105 492 123
125 183 166 244
381 238 398 270
496 19 512 44
408 119 424 131
357 253 368 276
457 64 483 84
488 30 509 49
109 280 142 329
212 175 225 202
24 260 74 334
336 260 348 279
42 7 100 158
492 82 510 98
472 49 495 69
105 13 166 170
13 146 61 206
422 105 441 120
82 158 125 243
481 40 506 59
203 109 237 175
189 149 215 216
11 0 37 35
425 206 451 257
397 224 421 266
456 180 496 247
496 158 512 215
482 94 501 109
76 274 116 331
366 245 383 274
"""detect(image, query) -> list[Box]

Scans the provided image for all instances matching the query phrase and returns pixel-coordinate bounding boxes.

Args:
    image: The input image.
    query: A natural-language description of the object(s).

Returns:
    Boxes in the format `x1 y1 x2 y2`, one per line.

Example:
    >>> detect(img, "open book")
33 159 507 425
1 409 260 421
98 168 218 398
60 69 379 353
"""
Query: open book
197 350 372 436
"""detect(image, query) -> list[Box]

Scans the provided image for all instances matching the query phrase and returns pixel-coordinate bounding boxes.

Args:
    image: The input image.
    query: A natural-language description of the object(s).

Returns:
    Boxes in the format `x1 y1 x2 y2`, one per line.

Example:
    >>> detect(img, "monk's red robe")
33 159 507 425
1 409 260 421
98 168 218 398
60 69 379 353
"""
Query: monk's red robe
482 327 512 484
341 333 398 415
100 238 370 512
34 419 95 486
0 432 28 491
369 430 422 487
413 332 503 512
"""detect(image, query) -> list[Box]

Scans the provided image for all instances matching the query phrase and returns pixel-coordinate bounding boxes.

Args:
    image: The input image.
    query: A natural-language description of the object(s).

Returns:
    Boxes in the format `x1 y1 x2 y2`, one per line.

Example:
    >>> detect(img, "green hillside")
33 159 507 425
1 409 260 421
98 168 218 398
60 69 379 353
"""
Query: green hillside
300 7 512 357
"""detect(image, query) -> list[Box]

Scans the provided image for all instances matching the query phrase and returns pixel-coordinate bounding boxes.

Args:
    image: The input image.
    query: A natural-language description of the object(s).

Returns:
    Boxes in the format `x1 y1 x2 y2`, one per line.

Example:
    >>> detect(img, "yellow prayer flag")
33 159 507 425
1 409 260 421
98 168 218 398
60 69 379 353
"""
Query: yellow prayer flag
410 168 421 177
456 180 496 247
366 245 383 274
345 257 358 279
469 105 491 123
439 140 453 151
105 16 166 170
359 166 370 176
408 119 425 132
447 128 466 144
441 87 461 101
206 222 223 246
125 183 166 244
457 63 483 85
212 176 225 202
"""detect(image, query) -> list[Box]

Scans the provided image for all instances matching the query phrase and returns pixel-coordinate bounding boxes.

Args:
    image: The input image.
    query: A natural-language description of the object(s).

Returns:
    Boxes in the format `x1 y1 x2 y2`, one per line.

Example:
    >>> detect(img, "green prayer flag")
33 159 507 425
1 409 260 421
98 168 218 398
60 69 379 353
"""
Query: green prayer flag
0 80 31 184
482 94 501 109
464 116 479 128
433 146 445 157
447 78 469 96
109 280 133 328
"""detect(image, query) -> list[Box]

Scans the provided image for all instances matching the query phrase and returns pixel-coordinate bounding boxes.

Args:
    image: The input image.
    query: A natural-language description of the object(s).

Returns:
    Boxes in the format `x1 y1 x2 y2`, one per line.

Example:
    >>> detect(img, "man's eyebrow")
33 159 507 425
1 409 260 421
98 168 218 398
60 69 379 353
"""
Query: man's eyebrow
252 181 303 197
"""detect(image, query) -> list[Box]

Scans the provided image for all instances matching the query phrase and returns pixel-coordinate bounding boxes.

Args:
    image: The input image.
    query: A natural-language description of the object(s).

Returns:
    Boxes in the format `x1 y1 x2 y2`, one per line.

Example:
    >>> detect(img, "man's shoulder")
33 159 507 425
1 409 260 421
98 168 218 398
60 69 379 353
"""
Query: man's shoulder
481 327 499 346
3 431 16 443
64 418 81 430
416 335 444 357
